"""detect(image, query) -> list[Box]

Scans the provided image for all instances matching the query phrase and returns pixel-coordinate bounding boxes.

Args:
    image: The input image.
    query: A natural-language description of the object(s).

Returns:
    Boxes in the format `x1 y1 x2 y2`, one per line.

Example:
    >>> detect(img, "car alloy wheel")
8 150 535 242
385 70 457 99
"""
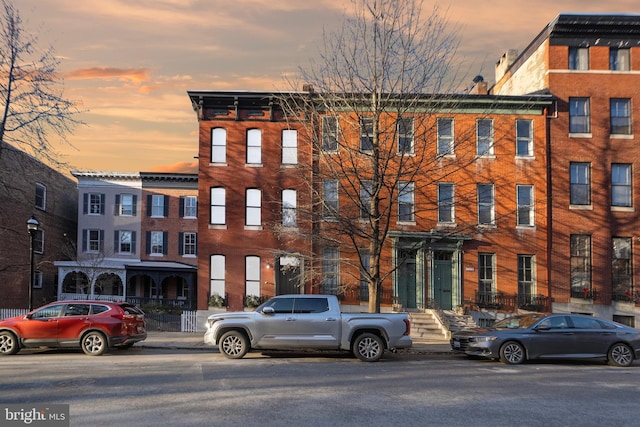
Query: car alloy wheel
81 332 107 356
499 341 525 364
0 331 19 355
608 343 633 367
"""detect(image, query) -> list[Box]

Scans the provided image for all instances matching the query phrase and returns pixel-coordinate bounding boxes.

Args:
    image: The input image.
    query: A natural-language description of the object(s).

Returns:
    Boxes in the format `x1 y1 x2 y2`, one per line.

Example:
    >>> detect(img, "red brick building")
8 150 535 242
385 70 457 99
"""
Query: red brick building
494 14 640 325
188 90 553 315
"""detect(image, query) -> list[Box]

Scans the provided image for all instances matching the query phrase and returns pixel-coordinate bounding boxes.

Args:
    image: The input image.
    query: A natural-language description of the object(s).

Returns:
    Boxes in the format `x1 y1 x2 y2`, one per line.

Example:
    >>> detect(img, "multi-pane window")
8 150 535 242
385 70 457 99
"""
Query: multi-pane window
150 195 167 217
180 196 197 218
359 249 370 301
210 187 226 225
478 253 495 295
180 232 197 256
569 98 590 134
282 129 298 164
360 180 373 219
322 116 339 151
610 98 632 135
322 247 339 295
211 128 227 163
569 47 589 70
117 194 135 216
570 162 591 205
516 185 534 226
477 183 495 225
397 117 414 154
476 119 494 156
438 183 455 223
322 179 339 218
437 118 454 156
35 183 46 210
282 189 297 227
610 48 630 71
210 255 225 296
570 234 591 297
245 256 261 297
34 229 44 254
518 255 535 305
246 128 262 164
612 237 632 300
612 163 632 207
117 230 135 254
246 188 262 226
398 181 415 222
84 229 104 253
516 119 533 157
360 117 374 152
85 193 105 215
149 231 166 255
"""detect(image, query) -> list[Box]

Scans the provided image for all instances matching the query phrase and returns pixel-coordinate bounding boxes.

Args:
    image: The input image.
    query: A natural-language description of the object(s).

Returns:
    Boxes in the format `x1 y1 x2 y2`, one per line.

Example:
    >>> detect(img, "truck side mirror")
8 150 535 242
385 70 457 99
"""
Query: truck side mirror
262 306 275 315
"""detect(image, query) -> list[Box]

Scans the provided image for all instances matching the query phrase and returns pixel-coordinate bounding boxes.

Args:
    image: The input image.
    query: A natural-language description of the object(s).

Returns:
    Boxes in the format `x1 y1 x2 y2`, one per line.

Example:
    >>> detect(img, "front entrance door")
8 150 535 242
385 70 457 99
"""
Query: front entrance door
397 249 417 309
434 252 453 310
276 256 301 295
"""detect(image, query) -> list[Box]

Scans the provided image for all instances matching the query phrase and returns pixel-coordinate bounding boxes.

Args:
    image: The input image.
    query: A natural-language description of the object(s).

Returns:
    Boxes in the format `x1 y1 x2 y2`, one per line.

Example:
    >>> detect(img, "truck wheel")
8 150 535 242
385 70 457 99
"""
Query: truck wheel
219 331 249 359
353 333 384 362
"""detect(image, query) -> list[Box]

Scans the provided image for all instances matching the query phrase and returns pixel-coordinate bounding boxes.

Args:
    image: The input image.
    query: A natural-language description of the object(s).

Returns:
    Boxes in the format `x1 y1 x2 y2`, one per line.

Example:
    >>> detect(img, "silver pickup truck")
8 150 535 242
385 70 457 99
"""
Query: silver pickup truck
204 294 412 362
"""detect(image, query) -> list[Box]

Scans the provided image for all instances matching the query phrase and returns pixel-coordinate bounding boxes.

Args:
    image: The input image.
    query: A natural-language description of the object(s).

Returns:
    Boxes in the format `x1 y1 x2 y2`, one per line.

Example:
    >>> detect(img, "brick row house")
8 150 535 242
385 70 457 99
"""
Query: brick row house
54 171 198 310
0 145 77 309
188 90 553 315
493 13 640 325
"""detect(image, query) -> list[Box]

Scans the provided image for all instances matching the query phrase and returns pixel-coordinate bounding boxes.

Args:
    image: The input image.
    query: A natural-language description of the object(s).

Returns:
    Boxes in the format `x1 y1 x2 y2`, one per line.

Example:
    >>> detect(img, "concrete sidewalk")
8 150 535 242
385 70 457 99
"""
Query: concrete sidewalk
137 331 454 355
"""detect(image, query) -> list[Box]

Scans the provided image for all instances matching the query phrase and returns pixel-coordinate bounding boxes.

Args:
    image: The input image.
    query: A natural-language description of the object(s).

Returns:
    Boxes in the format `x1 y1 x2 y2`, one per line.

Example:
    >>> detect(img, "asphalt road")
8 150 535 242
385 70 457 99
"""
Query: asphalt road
0 347 638 427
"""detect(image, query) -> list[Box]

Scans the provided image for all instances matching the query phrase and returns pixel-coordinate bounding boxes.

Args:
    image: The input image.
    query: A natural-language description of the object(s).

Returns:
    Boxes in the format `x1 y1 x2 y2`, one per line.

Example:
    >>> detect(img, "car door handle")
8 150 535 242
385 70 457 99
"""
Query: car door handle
325 318 337 322
286 317 295 321
562 332 575 335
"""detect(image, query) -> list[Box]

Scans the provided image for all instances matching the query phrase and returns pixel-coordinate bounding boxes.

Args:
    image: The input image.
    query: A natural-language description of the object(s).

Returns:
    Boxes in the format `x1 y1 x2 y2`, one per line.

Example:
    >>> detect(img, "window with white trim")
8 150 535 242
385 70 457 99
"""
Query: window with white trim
210 187 225 225
210 255 225 296
517 185 534 226
438 183 454 223
516 119 533 157
477 183 495 225
322 179 338 219
569 98 590 134
398 181 414 222
246 188 261 226
245 256 261 297
35 183 46 211
282 129 298 164
437 118 454 156
211 128 227 163
282 189 297 227
612 163 632 207
476 119 494 156
247 128 262 164
322 116 338 151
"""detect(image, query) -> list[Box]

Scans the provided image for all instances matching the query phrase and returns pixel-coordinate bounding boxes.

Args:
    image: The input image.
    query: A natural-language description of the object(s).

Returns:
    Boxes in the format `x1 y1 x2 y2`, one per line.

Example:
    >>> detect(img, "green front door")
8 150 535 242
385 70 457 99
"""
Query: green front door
434 252 453 310
397 250 417 309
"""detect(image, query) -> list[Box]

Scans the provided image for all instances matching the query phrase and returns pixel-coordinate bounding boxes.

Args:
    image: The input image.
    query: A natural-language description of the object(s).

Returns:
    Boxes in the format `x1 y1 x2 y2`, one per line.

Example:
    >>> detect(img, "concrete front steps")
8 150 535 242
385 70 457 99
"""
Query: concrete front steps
409 310 478 342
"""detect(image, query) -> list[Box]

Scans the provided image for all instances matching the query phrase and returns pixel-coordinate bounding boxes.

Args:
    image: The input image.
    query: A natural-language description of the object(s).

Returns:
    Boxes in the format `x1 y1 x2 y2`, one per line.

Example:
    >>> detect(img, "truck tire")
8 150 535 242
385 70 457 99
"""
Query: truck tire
219 330 249 359
353 333 384 362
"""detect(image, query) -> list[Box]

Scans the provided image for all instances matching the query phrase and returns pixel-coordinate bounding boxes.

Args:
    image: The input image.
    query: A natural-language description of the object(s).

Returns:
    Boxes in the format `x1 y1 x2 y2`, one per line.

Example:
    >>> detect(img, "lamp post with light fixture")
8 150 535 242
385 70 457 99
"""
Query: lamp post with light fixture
26 214 40 311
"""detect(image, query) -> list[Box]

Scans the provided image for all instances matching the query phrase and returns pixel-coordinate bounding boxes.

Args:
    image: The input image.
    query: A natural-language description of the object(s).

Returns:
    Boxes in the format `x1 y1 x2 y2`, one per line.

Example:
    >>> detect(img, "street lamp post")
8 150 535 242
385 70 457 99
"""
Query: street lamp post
26 214 40 311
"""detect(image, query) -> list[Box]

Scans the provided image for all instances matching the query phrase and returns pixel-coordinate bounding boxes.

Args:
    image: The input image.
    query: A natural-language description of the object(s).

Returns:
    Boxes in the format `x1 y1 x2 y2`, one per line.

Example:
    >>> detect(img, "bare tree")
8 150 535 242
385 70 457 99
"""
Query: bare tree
281 0 463 312
0 0 83 166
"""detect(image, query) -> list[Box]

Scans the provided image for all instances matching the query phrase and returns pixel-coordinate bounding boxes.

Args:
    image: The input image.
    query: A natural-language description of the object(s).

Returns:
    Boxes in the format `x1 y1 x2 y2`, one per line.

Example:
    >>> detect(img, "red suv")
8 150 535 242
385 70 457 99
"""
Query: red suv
0 301 147 356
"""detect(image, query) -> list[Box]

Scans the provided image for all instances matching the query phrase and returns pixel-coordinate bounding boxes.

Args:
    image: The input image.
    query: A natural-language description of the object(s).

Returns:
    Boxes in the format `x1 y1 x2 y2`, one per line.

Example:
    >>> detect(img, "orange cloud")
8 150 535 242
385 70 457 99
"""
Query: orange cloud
65 67 150 83
148 161 198 174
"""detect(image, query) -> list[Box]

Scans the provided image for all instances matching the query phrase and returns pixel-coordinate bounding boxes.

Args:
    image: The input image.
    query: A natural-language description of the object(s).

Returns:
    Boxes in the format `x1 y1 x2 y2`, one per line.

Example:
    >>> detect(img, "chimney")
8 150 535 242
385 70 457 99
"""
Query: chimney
469 75 488 95
495 49 519 83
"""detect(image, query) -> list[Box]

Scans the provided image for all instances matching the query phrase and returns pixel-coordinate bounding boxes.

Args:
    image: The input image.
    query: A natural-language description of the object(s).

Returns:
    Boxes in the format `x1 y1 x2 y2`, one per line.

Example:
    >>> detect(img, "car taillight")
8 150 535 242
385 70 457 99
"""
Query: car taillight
403 319 411 336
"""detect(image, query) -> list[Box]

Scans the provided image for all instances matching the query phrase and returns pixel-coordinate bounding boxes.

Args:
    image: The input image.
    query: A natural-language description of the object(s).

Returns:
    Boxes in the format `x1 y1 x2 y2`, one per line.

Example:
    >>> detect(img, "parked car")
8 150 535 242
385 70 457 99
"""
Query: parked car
0 301 147 356
204 294 412 362
450 313 640 366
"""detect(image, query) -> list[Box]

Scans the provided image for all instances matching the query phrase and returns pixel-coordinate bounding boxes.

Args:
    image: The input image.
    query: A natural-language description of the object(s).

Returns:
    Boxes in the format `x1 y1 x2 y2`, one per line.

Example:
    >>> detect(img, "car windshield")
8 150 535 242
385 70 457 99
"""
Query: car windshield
493 315 543 329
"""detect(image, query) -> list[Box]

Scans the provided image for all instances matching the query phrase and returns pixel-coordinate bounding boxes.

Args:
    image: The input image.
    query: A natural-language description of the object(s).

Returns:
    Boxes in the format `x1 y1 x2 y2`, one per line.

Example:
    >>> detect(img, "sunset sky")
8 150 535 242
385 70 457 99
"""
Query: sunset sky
17 0 640 173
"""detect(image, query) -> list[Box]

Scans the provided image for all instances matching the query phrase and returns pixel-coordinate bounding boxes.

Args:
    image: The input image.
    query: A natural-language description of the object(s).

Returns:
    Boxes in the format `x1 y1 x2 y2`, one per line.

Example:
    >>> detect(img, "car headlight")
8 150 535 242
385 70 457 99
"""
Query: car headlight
472 336 497 342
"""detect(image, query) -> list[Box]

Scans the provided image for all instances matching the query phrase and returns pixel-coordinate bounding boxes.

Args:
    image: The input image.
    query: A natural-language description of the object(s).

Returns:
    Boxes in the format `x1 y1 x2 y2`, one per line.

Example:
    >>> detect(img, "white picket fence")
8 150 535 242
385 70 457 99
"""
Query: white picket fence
0 308 28 320
180 310 198 332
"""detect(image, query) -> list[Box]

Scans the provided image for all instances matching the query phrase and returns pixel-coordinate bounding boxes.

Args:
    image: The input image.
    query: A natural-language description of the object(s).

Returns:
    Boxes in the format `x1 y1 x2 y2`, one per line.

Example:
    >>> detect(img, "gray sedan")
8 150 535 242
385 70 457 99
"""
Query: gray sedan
450 313 640 366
